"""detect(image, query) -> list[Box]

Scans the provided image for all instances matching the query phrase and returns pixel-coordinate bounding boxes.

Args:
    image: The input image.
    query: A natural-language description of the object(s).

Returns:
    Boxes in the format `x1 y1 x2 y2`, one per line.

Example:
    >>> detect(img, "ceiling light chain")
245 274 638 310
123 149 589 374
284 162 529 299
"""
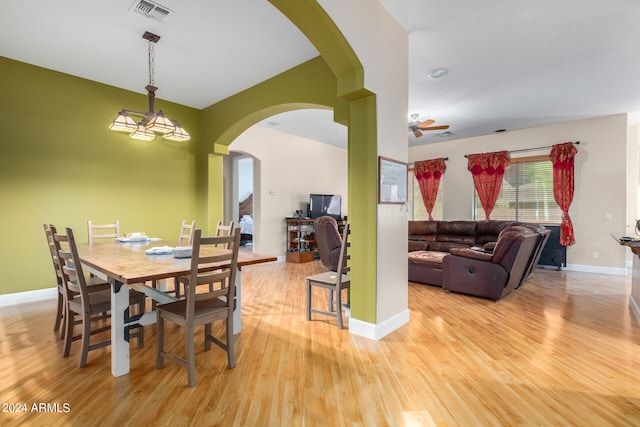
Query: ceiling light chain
148 38 155 88
109 31 190 142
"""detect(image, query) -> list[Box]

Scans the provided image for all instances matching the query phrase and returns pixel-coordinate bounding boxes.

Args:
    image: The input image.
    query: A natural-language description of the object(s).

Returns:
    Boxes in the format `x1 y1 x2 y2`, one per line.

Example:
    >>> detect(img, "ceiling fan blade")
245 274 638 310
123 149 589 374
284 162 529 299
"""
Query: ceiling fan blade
417 119 435 128
413 129 423 138
418 124 450 131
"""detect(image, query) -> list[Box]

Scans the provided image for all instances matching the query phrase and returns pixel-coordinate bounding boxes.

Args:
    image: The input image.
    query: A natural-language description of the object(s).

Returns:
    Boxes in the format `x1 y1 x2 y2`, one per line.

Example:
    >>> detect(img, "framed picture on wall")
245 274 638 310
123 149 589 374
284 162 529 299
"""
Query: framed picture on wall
378 156 407 204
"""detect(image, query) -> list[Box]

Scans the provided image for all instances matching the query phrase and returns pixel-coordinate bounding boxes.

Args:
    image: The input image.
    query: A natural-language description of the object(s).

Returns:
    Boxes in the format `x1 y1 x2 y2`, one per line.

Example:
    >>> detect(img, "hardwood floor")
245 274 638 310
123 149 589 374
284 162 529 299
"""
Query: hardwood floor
2 262 640 426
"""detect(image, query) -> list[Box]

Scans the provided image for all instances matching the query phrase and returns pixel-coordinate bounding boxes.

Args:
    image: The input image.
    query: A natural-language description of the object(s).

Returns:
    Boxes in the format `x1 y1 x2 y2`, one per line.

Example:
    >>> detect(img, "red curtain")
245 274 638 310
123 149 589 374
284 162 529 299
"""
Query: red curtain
414 158 447 220
467 151 510 219
550 142 578 246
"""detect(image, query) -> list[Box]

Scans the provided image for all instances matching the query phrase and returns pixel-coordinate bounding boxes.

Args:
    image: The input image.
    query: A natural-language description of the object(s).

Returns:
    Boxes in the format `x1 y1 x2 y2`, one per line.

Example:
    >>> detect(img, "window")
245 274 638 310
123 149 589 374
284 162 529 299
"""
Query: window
408 167 444 220
472 155 562 223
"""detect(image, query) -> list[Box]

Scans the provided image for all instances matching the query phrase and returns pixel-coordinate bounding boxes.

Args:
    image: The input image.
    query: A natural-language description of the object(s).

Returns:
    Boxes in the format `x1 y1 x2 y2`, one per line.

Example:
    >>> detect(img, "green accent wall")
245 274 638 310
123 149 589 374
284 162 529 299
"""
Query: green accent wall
347 94 378 322
0 56 201 294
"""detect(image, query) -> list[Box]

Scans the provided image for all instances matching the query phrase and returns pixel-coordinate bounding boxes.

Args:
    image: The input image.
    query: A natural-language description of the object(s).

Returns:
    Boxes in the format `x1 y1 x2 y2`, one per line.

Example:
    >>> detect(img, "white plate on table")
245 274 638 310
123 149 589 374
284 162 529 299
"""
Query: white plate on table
145 246 174 255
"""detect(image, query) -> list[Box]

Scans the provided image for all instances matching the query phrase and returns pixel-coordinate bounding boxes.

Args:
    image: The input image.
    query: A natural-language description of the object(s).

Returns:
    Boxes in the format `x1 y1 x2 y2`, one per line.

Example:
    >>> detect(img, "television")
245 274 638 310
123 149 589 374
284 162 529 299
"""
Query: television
309 194 342 220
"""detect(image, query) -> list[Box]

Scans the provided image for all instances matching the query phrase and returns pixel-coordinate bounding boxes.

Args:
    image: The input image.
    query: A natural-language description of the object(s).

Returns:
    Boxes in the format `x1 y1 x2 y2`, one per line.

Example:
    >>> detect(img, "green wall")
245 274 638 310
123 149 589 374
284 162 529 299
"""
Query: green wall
0 56 202 294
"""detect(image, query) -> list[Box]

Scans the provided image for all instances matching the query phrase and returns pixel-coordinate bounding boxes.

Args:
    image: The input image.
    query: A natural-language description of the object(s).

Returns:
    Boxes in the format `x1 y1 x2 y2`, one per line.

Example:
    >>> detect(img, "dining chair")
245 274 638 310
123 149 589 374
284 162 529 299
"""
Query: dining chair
153 220 197 302
87 220 120 243
54 226 145 368
44 224 65 339
306 223 350 329
47 224 114 341
171 220 233 299
179 220 196 244
156 228 241 387
215 220 235 247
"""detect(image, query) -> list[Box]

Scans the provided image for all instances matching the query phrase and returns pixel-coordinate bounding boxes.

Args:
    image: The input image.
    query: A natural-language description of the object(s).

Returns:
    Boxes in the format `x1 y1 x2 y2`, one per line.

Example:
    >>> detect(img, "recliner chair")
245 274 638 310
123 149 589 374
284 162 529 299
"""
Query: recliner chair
442 226 539 301
314 216 342 271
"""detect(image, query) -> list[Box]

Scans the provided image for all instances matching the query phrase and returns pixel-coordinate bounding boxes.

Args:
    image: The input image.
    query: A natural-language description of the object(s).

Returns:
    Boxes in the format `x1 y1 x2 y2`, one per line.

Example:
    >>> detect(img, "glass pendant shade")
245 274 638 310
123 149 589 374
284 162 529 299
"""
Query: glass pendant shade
163 122 191 142
146 110 175 134
110 110 138 132
130 123 156 141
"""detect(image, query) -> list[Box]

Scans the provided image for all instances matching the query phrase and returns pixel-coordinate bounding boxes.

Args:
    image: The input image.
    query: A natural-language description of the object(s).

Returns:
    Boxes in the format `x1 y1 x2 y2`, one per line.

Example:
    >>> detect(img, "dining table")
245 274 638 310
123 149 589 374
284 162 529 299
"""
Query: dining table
75 238 277 377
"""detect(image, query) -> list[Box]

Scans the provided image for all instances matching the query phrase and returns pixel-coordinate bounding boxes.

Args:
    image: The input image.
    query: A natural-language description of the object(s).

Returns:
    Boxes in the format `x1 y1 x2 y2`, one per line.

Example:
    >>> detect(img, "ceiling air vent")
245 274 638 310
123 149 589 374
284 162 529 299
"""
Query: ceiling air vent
130 0 172 23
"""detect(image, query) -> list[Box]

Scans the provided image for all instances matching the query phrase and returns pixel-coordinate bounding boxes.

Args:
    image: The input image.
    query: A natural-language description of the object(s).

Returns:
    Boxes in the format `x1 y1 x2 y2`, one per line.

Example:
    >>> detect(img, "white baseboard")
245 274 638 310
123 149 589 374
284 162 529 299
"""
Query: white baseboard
0 287 57 308
562 263 628 276
349 309 410 340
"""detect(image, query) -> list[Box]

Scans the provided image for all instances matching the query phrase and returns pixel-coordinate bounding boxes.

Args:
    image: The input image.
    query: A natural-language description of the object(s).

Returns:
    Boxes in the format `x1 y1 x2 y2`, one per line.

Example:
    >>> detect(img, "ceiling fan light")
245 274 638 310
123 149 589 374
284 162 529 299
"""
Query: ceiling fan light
130 123 156 141
110 110 138 132
163 122 191 142
146 110 175 134
413 129 423 138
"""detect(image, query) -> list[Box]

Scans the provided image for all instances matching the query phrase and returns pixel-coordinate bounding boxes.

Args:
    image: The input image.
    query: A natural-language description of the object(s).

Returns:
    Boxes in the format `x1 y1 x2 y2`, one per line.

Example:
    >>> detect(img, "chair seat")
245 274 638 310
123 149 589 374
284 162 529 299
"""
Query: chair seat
158 298 228 325
67 288 145 313
85 276 111 291
307 271 350 288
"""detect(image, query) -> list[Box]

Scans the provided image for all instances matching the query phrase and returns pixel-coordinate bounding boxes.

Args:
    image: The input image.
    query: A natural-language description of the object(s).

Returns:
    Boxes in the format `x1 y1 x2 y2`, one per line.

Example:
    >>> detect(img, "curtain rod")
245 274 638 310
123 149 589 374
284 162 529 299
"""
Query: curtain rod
464 141 580 158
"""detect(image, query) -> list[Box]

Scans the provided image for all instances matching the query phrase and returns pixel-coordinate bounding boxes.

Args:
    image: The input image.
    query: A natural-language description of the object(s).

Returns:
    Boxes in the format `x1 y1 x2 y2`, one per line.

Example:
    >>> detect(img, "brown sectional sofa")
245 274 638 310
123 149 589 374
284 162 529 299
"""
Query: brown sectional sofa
409 220 516 253
408 220 550 300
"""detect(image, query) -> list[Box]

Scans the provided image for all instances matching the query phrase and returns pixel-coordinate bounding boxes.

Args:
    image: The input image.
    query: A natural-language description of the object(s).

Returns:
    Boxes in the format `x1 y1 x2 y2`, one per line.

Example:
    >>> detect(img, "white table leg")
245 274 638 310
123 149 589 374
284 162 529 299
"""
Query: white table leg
234 268 242 335
110 281 130 377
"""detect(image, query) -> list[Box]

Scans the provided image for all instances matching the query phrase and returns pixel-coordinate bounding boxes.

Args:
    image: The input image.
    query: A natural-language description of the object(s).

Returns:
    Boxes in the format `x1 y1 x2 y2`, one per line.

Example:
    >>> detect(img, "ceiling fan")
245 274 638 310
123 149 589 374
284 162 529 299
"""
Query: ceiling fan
408 114 449 137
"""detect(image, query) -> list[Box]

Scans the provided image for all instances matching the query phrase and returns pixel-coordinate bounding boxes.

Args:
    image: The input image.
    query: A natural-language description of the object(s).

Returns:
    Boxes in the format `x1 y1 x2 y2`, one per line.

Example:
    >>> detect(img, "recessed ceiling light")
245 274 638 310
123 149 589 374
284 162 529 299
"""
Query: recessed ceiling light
426 68 449 79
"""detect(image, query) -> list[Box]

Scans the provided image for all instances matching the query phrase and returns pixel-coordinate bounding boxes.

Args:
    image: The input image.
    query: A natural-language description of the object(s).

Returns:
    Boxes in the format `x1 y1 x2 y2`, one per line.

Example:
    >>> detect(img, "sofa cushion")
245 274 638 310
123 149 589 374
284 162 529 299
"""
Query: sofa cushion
408 221 438 236
408 251 448 286
408 239 428 252
475 220 514 245
428 241 471 252
435 220 477 246
492 226 534 266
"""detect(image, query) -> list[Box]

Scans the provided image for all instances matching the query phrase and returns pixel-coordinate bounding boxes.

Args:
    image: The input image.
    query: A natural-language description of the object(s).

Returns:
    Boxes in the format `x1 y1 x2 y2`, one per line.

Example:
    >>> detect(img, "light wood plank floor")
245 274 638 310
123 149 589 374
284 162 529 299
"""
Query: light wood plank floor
2 262 640 426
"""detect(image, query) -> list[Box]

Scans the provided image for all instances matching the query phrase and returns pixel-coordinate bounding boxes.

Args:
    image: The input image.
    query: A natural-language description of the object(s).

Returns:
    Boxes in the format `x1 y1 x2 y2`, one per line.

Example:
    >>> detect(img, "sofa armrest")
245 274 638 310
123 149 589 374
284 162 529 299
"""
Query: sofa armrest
449 247 492 262
483 241 497 252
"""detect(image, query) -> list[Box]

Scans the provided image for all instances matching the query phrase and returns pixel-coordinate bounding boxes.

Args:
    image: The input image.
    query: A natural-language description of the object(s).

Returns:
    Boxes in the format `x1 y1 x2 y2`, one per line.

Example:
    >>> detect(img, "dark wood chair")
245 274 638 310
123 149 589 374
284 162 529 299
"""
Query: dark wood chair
156 228 241 387
306 223 351 329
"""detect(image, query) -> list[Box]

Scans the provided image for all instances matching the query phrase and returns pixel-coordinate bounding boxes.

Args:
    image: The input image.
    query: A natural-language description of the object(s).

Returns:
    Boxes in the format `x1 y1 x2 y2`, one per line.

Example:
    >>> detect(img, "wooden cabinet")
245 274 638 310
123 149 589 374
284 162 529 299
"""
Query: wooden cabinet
286 218 316 263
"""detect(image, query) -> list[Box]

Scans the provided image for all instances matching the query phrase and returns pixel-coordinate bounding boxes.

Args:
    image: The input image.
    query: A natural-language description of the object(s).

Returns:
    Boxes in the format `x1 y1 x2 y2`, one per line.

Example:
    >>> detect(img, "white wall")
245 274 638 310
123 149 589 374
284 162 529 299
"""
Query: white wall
230 125 348 257
410 114 629 272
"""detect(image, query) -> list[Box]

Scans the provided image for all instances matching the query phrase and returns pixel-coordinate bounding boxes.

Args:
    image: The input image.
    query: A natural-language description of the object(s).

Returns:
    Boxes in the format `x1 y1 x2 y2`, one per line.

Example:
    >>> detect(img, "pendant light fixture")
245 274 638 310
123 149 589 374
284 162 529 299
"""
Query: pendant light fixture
110 31 190 142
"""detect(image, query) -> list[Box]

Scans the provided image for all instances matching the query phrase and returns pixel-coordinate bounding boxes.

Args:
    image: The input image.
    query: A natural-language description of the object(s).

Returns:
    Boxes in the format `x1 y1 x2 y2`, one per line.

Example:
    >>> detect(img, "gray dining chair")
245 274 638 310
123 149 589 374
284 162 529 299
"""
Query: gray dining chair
306 223 351 329
156 228 240 387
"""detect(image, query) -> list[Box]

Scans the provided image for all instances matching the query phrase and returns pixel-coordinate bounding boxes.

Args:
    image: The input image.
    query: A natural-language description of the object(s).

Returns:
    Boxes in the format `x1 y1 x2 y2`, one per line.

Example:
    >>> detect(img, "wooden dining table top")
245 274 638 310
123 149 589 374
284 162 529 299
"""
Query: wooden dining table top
76 239 277 285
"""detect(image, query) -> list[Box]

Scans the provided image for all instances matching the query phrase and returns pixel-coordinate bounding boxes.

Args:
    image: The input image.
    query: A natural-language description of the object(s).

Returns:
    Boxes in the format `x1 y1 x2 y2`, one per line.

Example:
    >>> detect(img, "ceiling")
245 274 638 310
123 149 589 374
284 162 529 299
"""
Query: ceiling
2 0 640 148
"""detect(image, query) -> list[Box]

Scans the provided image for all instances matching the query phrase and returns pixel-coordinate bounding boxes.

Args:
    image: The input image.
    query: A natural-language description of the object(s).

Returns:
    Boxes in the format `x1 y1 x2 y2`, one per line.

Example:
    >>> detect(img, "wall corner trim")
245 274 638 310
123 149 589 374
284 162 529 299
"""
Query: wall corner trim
348 309 410 340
